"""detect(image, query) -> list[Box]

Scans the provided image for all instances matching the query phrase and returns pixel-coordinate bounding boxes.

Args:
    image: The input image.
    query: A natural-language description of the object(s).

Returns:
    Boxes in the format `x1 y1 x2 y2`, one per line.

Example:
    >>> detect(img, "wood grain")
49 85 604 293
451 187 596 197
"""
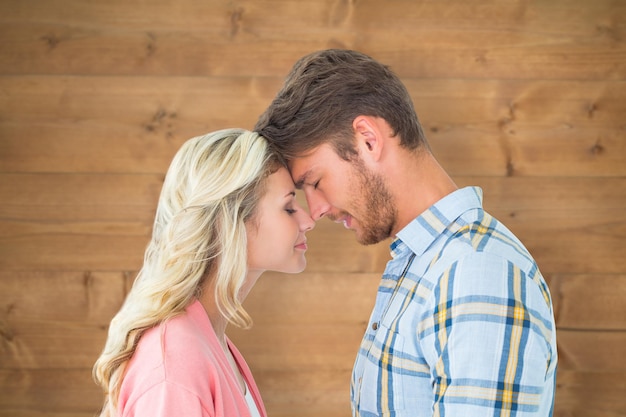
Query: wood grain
1 77 623 176
1 0 625 415
0 0 624 79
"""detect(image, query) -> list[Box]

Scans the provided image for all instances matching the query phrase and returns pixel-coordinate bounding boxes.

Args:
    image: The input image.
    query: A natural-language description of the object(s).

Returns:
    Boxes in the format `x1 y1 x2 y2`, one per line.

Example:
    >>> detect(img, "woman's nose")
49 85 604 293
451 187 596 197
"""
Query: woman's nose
299 210 315 232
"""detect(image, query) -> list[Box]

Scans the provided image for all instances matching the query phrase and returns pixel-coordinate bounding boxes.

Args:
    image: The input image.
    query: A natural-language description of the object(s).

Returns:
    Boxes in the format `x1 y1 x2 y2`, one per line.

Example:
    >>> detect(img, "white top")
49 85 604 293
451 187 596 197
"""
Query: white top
244 381 262 417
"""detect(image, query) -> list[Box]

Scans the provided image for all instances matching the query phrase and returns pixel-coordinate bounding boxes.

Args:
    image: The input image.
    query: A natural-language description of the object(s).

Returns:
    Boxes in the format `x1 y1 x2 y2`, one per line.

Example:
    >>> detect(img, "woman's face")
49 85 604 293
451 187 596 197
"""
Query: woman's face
246 167 315 275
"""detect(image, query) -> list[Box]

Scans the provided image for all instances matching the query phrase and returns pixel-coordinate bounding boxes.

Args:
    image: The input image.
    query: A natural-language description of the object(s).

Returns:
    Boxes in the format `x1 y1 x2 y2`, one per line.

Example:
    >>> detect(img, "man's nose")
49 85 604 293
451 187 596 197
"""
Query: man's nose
305 189 331 221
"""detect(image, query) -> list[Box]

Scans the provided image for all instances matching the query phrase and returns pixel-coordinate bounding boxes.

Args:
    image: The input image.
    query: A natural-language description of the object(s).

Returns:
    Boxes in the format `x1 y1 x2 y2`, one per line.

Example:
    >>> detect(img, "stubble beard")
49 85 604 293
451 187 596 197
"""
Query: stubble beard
350 160 397 246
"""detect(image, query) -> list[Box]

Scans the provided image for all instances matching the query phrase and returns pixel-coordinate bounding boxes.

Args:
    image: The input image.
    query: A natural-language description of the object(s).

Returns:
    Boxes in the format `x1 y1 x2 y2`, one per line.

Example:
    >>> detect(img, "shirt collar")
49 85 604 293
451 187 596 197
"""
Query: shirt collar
390 186 484 258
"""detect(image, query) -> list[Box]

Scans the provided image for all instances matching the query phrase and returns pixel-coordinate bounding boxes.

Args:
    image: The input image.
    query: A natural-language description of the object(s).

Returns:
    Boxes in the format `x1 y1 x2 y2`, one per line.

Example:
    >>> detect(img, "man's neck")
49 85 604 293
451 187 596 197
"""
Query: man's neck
387 150 458 236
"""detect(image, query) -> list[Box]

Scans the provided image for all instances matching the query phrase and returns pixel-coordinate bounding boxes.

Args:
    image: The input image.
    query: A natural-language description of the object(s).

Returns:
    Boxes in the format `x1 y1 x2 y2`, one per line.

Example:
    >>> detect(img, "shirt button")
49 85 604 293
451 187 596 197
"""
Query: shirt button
372 322 378 331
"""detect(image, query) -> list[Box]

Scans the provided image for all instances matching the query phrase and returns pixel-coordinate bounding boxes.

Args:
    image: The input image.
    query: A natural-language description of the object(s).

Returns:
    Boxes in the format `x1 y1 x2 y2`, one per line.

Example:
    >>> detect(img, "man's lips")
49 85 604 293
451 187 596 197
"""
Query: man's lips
333 215 352 229
295 240 308 250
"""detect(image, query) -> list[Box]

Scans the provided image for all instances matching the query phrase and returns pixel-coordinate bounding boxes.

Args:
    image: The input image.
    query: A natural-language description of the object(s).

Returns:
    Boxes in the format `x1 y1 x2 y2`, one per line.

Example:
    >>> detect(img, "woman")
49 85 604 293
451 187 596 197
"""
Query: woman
93 128 315 416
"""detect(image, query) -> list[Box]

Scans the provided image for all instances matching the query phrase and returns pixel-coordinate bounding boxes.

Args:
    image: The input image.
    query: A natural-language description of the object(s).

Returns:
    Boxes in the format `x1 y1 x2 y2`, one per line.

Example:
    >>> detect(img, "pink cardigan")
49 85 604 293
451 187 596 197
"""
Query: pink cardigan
118 300 267 417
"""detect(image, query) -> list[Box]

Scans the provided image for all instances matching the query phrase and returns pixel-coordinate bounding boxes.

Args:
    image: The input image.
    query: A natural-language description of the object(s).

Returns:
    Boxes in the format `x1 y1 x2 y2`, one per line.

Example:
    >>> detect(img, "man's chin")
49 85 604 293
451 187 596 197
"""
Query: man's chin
353 223 393 246
355 231 385 246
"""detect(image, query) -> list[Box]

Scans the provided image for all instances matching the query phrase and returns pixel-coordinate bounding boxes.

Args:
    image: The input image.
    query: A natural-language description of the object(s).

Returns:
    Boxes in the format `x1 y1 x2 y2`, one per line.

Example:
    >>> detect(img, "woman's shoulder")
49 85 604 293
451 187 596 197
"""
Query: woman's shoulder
127 302 222 386
153 301 221 367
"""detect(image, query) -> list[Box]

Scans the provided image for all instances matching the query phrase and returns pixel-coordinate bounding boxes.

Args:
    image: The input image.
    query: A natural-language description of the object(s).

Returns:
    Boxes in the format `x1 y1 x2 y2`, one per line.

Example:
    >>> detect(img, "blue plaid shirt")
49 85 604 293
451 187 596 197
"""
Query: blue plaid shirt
351 187 557 417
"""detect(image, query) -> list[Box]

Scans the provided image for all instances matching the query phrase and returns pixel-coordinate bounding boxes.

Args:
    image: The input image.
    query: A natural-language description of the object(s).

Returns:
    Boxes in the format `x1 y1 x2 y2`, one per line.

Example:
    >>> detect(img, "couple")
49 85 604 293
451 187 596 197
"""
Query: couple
93 49 558 417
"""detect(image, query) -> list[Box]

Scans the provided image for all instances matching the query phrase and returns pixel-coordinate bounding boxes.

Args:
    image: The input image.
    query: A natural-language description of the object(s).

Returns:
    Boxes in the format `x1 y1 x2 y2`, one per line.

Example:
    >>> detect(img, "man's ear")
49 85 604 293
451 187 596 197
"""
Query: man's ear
353 115 384 162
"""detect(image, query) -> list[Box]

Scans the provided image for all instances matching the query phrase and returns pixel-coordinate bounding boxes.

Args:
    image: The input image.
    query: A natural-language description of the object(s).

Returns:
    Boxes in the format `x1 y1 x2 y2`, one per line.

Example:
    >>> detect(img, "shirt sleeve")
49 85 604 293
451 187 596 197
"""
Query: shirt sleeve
421 252 556 415
122 380 214 417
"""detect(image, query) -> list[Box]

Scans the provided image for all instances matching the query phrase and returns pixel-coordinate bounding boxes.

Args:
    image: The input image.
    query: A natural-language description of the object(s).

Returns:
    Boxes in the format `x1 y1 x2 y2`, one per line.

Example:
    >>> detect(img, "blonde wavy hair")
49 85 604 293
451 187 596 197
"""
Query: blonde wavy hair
92 128 283 416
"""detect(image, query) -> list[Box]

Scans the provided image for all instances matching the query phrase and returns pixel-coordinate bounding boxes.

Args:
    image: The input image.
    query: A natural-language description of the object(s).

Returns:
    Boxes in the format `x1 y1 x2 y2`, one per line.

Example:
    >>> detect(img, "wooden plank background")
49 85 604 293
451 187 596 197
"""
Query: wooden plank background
0 0 624 416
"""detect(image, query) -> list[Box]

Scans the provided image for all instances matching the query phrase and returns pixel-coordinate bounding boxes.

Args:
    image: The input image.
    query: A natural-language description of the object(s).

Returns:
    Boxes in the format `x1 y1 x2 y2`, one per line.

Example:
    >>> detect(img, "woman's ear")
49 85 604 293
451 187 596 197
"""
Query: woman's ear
353 115 384 162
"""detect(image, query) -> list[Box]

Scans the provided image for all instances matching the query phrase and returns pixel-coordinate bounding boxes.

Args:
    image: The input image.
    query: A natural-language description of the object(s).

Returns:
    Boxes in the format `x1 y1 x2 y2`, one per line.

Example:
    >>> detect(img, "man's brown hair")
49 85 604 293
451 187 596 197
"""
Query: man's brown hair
255 49 428 162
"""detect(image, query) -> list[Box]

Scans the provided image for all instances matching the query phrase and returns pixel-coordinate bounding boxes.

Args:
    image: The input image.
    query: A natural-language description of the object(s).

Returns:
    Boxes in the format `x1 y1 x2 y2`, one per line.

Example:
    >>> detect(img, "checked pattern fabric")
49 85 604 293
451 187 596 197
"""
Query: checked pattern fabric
350 187 557 417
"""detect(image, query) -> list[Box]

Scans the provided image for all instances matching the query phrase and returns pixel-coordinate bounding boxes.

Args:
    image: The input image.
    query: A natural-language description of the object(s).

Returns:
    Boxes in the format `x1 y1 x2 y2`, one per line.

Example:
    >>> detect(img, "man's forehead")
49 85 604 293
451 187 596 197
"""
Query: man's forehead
288 162 313 189
287 149 317 185
287 143 336 187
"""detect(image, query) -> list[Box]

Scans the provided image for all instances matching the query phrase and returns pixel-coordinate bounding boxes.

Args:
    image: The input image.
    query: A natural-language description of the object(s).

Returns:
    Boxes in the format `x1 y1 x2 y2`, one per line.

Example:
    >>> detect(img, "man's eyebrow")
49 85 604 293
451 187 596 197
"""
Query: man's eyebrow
293 169 312 189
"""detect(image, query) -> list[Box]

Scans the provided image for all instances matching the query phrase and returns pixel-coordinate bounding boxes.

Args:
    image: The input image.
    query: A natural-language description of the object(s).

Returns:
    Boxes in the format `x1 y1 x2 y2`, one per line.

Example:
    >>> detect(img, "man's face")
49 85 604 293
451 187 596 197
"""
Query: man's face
289 143 397 245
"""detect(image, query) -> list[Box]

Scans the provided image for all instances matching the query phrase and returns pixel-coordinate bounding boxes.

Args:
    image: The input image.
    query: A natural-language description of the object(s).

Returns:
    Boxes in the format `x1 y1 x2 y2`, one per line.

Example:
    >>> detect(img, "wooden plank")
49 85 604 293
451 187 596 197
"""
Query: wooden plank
239 328 626 373
0 0 338 31
3 118 624 178
0 320 108 370
4 271 625 334
257 370 626 417
0 369 101 413
555 370 626 416
464 127 626 178
548 274 626 331
0 319 366 371
0 75 274 139
8 169 622 220
0 274 623 415
2 0 621 38
0 123 190 175
0 226 149 271
0 75 278 127
0 271 377 369
1 174 624 272
1 208 624 274
0 75 279 174
1 77 623 176
0 271 131 323
1 368 338 417
238 272 379 325
3 77 623 128
458 177 626 211
2 271 625 370
0 173 160 221
480 208 626 276
0 0 623 415
248 369 353 417
557 330 626 372
429 128 626 178
0 269 351 328
0 368 624 417
410 78 626 125
5 318 623 373
0 0 623 79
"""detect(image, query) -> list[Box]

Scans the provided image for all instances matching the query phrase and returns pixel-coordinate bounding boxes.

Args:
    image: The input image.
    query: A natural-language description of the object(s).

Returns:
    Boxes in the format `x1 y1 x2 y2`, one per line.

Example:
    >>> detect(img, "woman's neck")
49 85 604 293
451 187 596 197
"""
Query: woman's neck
198 285 229 344
197 286 246 393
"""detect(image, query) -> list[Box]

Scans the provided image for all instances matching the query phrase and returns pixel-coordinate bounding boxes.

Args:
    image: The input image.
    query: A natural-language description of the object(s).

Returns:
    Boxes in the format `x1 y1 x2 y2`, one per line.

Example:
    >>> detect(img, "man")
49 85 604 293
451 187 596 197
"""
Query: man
255 49 557 416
